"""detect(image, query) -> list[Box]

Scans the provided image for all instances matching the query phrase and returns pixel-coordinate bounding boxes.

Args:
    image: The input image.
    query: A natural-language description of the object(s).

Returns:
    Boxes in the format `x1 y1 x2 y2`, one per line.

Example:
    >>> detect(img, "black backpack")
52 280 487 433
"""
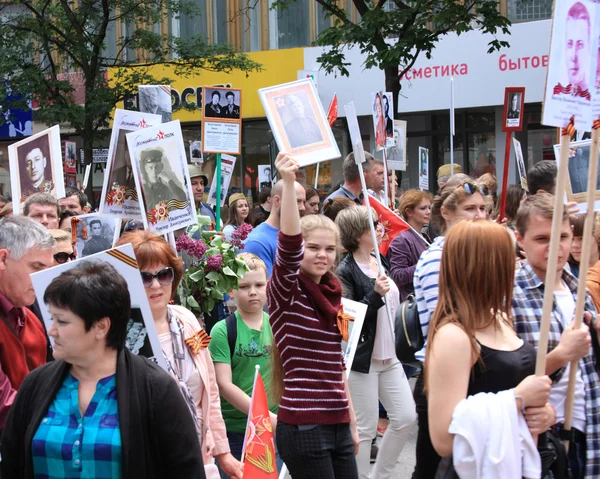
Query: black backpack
225 312 238 360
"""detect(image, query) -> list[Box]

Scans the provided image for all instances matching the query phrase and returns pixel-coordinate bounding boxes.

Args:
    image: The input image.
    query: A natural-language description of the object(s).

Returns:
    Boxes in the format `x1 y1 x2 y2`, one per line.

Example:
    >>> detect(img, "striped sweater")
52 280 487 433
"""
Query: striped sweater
267 232 350 425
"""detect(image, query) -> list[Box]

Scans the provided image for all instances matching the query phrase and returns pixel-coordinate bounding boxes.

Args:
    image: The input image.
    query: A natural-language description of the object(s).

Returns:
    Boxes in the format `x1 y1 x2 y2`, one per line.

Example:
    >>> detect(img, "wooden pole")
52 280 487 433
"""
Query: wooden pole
498 132 513 222
215 153 222 231
314 162 320 189
391 169 396 210
562 126 600 449
535 130 572 376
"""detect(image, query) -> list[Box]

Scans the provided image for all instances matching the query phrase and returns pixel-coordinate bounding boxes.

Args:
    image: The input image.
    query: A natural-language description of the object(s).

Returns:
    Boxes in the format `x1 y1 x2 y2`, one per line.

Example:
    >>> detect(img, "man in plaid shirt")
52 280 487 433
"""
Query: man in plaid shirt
512 194 600 478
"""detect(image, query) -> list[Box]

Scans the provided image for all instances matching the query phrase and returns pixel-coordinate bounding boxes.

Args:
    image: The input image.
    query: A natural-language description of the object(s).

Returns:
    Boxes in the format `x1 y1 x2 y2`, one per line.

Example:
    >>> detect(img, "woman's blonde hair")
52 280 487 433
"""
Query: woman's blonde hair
49 228 71 243
335 206 377 253
425 220 515 390
300 213 340 246
431 179 487 234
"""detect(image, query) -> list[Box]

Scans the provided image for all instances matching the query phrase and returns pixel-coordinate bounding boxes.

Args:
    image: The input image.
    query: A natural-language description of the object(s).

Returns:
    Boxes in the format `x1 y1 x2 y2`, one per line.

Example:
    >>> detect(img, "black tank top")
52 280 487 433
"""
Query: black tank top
467 339 536 396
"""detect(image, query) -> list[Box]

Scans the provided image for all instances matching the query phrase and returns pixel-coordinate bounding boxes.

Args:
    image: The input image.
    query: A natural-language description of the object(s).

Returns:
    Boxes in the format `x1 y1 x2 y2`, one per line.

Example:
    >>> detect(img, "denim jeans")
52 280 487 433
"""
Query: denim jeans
217 431 283 479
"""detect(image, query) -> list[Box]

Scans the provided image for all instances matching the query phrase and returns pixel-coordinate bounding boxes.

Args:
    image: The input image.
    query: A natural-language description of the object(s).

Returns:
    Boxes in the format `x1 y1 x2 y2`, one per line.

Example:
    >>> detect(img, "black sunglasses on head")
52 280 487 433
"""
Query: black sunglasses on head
54 251 76 264
124 219 145 232
463 182 489 197
140 267 175 288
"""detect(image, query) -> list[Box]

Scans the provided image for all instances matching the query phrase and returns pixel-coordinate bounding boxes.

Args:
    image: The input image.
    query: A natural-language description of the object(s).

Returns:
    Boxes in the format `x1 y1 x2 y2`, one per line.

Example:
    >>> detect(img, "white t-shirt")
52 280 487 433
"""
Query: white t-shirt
356 262 399 361
550 286 586 432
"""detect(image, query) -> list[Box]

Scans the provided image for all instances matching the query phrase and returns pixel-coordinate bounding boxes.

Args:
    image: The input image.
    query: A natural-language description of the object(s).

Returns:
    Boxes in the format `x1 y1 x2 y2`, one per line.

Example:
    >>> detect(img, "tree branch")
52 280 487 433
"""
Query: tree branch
352 0 370 17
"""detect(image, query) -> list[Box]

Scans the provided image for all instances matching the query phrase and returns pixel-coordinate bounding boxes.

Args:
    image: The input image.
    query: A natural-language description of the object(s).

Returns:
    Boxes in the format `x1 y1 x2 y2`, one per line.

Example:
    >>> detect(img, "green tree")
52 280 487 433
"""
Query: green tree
267 0 510 115
0 0 261 197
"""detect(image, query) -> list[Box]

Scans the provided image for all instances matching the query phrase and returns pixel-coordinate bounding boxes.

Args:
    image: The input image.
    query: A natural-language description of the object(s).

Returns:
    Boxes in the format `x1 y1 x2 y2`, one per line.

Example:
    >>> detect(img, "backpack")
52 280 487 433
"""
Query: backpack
225 312 237 360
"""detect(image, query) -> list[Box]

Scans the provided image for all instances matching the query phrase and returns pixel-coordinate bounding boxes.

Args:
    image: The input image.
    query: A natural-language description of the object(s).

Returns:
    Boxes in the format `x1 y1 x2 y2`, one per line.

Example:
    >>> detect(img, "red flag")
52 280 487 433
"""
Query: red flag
327 94 338 127
365 194 410 256
242 371 277 478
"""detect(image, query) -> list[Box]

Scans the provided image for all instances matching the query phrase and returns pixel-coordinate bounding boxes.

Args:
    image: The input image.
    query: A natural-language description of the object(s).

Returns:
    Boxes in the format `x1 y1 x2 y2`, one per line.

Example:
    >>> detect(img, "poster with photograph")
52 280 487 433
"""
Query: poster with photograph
138 85 172 123
259 78 341 167
340 299 367 374
512 137 528 191
9 124 64 214
202 87 242 155
387 120 407 171
126 120 196 235
72 213 121 258
30 244 167 371
208 154 237 207
419 147 429 191
190 140 203 164
66 173 77 189
503 87 526 131
542 0 598 130
99 109 162 219
371 92 387 151
64 141 77 174
554 139 600 213
258 164 272 191
383 93 395 148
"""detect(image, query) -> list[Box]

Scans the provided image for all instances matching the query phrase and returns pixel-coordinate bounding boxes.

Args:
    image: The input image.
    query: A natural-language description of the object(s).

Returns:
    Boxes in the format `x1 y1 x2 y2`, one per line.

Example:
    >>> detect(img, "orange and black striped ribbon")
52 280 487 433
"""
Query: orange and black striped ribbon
337 306 355 342
105 249 139 269
561 116 576 137
185 329 211 353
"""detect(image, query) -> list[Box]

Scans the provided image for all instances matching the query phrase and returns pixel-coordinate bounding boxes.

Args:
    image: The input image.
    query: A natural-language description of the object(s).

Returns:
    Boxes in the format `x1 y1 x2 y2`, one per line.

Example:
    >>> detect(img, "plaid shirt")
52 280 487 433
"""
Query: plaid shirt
32 373 122 479
512 263 600 478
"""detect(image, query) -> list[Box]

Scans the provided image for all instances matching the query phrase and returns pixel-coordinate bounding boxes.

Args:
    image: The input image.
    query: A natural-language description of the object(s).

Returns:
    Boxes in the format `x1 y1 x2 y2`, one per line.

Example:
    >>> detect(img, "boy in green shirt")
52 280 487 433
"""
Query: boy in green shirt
209 253 279 475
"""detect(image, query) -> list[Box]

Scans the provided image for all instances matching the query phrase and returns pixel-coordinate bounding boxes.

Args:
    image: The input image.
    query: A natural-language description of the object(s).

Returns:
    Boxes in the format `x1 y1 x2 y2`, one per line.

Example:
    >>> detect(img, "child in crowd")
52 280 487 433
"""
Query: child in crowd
209 253 279 477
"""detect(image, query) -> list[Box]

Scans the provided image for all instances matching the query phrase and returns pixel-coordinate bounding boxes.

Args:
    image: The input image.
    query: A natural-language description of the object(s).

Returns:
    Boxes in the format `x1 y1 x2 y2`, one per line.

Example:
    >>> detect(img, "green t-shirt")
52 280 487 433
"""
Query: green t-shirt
209 311 278 433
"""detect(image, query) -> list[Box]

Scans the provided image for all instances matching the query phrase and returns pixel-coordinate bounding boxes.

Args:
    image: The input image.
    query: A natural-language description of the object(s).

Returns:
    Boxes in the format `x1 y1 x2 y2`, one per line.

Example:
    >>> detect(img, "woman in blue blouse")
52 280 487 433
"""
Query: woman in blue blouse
1 261 205 479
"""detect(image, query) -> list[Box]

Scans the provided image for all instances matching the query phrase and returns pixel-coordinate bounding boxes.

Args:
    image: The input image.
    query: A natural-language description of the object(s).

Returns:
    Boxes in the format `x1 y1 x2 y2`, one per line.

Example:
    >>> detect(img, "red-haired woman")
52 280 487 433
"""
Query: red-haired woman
116 232 242 479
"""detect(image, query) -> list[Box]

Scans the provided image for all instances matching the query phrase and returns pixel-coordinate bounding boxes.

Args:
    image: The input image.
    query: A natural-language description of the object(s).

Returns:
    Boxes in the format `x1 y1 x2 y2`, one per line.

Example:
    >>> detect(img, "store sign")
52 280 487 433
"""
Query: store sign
304 20 552 115
79 148 109 165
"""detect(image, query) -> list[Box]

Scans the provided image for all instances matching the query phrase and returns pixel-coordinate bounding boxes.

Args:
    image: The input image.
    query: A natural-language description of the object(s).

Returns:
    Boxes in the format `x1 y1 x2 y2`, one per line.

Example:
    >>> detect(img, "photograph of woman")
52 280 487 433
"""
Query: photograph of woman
372 93 387 151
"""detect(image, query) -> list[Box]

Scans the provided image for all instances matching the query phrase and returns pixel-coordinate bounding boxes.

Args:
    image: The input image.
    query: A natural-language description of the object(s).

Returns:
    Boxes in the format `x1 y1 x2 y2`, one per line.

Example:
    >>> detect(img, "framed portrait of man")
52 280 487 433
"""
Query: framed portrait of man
542 0 598 129
73 214 121 258
202 87 243 155
419 147 429 191
259 78 340 167
502 87 526 132
31 243 167 370
127 120 196 235
554 139 600 213
9 124 64 213
138 85 172 123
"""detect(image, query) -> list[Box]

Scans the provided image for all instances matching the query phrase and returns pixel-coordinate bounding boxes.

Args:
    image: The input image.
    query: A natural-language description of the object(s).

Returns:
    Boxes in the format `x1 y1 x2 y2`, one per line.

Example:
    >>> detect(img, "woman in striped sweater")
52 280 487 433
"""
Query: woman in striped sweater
268 153 359 478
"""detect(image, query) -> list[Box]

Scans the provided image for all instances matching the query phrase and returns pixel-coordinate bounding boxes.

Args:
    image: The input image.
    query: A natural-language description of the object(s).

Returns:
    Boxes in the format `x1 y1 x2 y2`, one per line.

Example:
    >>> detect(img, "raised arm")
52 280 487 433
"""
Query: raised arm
276 152 300 236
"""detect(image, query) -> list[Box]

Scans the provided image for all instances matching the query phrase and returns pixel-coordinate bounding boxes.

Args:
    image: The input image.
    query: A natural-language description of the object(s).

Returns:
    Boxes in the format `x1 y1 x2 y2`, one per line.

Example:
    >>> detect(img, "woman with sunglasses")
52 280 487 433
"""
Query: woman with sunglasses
412 178 489 479
335 206 416 479
116 231 242 479
49 229 76 265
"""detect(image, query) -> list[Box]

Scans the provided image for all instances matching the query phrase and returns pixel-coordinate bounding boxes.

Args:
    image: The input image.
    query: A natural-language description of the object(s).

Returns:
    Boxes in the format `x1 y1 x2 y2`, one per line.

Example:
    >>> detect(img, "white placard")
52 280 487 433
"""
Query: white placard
9 125 64 214
203 121 241 154
30 244 167 371
99 109 162 219
126 120 196 235
387 120 407 171
554 139 600 213
512 137 528 191
542 0 598 129
341 298 368 373
344 102 366 163
208 154 237 207
419 147 429 191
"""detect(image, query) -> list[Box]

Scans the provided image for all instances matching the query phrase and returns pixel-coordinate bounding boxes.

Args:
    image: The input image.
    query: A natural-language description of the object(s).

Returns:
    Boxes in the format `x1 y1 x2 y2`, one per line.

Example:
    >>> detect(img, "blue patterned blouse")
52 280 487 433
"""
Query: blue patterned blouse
32 373 122 479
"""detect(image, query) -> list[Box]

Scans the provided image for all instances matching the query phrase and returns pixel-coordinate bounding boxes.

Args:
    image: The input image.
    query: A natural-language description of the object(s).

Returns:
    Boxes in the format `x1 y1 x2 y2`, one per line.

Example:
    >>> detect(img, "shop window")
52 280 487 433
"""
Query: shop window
212 0 228 45
468 132 497 178
177 0 209 41
316 4 331 37
241 0 262 52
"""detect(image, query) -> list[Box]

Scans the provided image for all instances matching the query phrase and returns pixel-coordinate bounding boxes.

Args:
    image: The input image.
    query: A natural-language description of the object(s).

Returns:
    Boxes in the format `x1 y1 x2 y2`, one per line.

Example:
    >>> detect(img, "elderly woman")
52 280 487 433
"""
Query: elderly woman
335 206 416 479
116 231 242 479
49 229 76 265
387 189 432 301
1 261 205 479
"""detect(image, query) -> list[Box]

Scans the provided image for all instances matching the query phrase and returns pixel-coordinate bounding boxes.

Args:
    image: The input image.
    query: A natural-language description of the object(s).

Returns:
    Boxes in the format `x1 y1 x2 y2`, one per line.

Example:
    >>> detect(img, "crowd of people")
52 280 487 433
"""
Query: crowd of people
0 148 598 479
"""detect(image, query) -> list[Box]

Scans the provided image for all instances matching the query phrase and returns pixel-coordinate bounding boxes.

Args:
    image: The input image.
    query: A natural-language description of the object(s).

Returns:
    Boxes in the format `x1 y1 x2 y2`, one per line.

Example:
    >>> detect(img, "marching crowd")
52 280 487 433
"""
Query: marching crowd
0 148 599 479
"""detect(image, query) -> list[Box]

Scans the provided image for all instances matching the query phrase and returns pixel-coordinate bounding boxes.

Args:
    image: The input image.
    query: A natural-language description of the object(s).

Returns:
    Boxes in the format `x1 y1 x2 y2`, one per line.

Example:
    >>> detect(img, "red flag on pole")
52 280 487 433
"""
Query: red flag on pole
242 370 277 478
327 93 338 127
366 194 411 256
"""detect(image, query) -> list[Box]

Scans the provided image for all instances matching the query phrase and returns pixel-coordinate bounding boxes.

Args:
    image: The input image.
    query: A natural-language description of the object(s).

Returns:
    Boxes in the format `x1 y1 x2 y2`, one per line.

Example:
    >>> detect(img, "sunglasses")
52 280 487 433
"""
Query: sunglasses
463 182 489 197
54 251 77 264
140 267 175 288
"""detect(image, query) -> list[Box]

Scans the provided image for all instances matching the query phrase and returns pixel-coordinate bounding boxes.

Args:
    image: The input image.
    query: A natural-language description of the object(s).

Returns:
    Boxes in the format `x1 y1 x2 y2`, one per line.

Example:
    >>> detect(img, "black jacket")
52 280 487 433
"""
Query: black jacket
336 253 390 374
1 348 206 479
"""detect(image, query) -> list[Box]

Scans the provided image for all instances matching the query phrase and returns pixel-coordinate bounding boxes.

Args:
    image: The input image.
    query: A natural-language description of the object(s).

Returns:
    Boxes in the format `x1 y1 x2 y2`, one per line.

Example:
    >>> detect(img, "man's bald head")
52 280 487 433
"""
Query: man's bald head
271 179 306 217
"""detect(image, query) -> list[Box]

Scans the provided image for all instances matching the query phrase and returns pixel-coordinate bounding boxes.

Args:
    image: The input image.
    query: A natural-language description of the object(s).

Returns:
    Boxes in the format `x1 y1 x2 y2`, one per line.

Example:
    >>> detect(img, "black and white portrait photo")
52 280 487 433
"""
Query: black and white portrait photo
109 129 137 192
138 85 172 123
203 88 241 119
190 140 203 163
276 91 323 149
139 146 187 210
506 92 522 124
75 215 120 258
568 144 600 194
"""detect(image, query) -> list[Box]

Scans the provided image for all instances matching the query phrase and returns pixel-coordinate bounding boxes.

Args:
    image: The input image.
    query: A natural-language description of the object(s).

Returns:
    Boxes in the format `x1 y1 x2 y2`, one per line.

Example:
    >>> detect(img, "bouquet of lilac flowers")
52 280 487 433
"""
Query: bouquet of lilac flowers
176 215 249 314
229 222 253 250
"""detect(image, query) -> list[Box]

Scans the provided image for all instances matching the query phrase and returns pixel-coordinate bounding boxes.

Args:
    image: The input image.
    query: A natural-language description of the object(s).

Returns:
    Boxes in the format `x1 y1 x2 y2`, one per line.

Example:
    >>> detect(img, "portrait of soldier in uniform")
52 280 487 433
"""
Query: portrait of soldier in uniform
109 129 137 192
81 219 113 257
222 91 240 119
139 147 187 209
16 134 55 199
279 93 323 149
